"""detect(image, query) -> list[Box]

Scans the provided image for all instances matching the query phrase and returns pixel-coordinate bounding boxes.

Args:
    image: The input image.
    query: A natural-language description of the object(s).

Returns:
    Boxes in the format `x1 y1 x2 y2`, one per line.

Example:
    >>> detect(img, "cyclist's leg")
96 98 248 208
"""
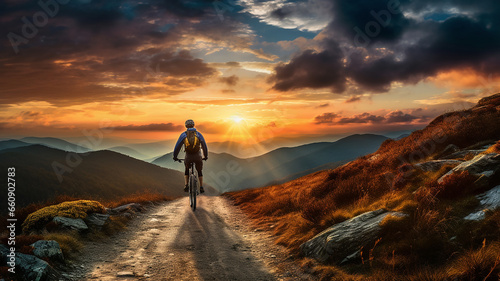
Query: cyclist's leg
183 157 192 192
193 154 204 192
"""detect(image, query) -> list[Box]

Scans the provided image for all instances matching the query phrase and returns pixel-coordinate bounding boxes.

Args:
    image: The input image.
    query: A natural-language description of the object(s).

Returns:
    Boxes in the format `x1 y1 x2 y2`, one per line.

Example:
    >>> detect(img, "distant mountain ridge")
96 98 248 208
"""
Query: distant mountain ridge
20 137 91 153
153 134 388 192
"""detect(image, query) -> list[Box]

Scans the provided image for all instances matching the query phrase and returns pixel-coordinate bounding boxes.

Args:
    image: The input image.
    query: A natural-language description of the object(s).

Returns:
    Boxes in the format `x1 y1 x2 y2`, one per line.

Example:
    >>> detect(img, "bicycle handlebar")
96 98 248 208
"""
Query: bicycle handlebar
174 158 207 163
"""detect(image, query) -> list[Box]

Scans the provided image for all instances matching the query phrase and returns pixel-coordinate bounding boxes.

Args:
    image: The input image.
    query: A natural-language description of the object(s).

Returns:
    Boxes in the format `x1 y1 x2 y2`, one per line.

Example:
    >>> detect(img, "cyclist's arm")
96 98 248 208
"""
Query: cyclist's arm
173 132 186 159
198 132 208 158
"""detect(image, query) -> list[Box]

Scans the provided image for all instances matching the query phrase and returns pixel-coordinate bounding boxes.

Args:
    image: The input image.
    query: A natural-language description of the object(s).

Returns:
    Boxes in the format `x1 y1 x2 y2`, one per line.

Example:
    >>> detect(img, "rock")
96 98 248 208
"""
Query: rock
0 246 61 281
107 203 145 215
31 240 64 262
415 160 462 172
84 213 110 227
464 185 500 221
440 150 486 160
300 209 406 263
438 144 460 158
53 216 88 231
438 153 500 183
116 271 135 277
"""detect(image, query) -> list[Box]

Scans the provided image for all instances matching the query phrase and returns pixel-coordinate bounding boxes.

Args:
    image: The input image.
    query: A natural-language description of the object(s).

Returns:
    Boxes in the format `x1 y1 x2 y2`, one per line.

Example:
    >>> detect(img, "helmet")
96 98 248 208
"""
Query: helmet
185 119 195 128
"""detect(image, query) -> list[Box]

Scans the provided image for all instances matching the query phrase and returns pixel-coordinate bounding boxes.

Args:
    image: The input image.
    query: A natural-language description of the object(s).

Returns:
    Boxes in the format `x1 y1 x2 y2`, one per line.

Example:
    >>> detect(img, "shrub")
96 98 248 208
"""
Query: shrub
430 171 478 199
43 232 83 258
22 200 105 233
447 241 500 281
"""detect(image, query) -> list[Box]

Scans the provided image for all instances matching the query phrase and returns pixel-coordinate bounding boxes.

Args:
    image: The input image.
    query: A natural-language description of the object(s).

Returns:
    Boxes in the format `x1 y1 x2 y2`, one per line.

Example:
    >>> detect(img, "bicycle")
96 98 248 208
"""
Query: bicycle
177 159 199 211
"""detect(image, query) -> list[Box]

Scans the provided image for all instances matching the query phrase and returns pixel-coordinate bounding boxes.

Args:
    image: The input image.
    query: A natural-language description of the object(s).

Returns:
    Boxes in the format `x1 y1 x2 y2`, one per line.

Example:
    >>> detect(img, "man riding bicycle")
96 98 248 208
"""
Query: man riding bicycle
173 119 208 193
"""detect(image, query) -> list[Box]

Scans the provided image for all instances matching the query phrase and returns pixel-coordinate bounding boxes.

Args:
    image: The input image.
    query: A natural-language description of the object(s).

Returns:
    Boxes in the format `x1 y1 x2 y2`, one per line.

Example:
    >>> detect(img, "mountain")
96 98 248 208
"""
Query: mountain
0 144 186 211
153 134 388 192
225 93 500 280
20 137 91 153
105 146 149 160
0 139 32 151
124 140 176 159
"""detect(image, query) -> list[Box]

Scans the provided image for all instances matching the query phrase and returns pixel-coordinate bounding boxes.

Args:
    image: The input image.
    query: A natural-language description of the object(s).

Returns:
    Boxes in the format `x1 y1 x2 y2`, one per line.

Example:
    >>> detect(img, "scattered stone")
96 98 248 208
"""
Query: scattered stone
53 216 89 231
415 160 462 172
31 240 64 262
300 209 407 263
438 153 500 183
464 185 500 221
116 271 135 277
108 203 145 215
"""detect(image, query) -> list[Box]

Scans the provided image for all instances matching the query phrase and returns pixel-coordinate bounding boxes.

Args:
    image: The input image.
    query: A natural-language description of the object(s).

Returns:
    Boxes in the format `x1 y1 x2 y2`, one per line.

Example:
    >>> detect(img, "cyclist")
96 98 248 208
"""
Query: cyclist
173 119 208 193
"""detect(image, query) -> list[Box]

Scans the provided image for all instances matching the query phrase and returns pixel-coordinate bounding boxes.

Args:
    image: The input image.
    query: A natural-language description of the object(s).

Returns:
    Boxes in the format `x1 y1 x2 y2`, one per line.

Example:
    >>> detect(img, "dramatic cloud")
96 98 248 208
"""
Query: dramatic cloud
103 123 183 131
315 111 425 125
270 0 500 94
270 41 346 92
0 0 270 106
240 0 333 32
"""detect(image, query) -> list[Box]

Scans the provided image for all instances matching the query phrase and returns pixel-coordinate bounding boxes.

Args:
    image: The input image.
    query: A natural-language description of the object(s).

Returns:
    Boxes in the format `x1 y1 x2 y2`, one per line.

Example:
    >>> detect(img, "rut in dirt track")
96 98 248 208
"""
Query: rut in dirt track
70 196 304 281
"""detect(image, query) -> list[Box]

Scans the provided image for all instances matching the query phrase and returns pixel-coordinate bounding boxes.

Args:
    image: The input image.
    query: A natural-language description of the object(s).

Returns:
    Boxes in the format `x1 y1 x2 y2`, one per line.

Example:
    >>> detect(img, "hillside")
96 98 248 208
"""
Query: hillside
106 146 149 160
153 134 388 192
20 137 91 153
225 93 500 280
0 145 186 212
0 139 31 151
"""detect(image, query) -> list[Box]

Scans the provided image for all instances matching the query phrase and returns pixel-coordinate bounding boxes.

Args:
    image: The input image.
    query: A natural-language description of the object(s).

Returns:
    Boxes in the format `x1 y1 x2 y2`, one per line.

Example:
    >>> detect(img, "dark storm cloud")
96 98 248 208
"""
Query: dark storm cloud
104 123 183 131
270 41 346 92
271 0 500 94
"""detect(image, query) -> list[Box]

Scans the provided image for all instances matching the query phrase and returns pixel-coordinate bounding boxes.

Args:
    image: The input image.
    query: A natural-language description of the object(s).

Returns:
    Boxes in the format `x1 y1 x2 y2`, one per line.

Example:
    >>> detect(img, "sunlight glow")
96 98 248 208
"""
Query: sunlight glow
232 116 244 123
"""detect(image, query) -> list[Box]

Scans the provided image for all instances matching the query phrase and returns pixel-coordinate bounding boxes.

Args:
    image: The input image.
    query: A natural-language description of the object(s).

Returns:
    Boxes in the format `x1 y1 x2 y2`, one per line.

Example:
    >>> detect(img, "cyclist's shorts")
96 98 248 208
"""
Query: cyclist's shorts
184 152 203 176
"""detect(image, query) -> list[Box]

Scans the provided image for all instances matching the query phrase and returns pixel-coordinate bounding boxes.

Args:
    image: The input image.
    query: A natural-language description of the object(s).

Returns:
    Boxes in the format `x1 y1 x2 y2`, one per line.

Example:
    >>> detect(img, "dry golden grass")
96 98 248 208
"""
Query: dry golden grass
43 231 83 258
103 190 174 208
447 240 500 281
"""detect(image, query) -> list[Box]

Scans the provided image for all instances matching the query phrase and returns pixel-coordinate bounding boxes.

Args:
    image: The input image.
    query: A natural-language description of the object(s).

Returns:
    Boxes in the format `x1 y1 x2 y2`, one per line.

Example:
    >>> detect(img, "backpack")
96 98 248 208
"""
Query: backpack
184 130 201 154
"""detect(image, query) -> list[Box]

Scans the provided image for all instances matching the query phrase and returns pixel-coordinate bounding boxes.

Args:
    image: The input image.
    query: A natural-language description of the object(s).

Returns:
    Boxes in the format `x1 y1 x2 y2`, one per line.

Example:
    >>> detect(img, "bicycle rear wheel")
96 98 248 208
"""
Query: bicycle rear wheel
189 174 197 211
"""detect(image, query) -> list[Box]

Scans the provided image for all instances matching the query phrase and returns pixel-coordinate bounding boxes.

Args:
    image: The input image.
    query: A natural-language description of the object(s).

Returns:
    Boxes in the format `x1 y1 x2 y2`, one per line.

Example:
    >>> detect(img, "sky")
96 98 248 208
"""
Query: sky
1 0 500 144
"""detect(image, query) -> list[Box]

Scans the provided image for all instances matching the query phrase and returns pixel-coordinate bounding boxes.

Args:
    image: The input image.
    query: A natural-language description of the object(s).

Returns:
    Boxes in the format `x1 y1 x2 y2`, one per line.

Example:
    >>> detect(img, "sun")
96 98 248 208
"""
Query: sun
231 116 244 123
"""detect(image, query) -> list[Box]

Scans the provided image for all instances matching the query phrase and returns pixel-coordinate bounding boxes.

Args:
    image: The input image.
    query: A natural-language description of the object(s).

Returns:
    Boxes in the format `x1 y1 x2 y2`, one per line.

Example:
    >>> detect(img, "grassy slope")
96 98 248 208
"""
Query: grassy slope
0 145 185 211
225 93 500 280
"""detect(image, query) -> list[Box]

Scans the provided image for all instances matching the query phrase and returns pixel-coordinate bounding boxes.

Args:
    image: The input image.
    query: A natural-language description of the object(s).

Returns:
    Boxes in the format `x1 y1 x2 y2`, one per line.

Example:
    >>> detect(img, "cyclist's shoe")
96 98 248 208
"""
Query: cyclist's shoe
200 186 205 194
183 185 189 192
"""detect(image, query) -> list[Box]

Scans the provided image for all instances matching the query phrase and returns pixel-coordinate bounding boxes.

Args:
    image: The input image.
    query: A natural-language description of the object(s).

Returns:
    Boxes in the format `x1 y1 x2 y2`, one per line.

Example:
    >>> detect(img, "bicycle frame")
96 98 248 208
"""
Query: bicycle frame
178 159 198 211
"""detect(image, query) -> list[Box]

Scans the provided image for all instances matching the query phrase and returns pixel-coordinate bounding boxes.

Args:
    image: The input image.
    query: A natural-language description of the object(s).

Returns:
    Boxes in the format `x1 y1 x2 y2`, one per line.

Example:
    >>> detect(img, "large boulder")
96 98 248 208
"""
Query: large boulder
53 216 88 231
438 153 500 183
415 160 462 172
300 209 406 263
84 213 110 228
0 245 60 281
440 150 487 160
31 240 64 262
464 185 500 221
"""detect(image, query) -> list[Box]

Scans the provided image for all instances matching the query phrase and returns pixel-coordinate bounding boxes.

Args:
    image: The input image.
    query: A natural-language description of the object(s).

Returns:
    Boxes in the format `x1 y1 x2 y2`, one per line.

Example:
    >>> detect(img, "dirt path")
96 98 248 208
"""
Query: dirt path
64 196 313 281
